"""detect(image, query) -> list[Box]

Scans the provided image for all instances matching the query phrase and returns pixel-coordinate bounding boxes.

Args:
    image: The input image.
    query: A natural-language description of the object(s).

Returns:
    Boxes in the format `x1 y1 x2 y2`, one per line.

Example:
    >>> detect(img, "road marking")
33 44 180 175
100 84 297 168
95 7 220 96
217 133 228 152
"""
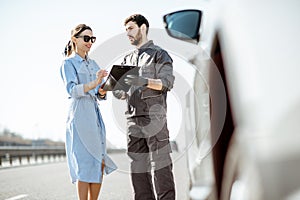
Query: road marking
5 194 28 200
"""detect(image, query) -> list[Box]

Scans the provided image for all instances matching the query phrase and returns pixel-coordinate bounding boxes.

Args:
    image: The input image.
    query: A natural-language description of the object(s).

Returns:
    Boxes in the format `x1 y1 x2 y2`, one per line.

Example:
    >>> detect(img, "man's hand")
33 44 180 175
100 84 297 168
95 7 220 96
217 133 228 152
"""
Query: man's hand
113 90 127 100
124 75 148 87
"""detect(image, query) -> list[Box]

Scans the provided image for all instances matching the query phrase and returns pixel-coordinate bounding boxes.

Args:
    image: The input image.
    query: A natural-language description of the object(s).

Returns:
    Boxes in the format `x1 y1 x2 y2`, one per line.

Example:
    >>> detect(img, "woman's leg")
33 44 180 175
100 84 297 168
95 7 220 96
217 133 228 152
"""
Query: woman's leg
89 183 102 200
77 181 89 200
88 160 105 200
77 181 102 200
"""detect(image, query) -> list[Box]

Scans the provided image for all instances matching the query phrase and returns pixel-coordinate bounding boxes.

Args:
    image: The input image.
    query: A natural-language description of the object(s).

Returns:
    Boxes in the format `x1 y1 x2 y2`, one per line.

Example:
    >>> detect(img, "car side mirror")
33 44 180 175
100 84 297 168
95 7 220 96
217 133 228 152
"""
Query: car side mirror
163 9 202 43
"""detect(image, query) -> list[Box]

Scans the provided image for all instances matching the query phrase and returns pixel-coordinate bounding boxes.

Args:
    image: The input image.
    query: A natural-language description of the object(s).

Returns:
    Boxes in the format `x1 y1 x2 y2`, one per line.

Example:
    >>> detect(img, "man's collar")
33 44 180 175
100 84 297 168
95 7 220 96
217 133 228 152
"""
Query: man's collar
138 40 153 49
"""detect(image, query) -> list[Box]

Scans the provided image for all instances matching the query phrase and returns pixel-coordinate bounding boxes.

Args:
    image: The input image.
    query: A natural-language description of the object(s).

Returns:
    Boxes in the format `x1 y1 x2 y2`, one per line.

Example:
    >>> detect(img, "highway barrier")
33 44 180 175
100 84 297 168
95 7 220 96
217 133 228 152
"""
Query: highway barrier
0 146 66 167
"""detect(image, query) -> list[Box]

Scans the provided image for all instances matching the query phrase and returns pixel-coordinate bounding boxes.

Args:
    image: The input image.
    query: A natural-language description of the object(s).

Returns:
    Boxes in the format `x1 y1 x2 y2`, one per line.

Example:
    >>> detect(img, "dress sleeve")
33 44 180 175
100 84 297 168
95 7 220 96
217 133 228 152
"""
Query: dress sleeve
60 59 86 98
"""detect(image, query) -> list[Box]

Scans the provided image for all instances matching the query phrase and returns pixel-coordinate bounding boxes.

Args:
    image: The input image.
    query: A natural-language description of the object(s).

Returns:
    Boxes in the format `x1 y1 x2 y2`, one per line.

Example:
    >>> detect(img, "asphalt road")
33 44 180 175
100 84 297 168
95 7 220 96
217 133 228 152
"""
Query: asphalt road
0 152 189 200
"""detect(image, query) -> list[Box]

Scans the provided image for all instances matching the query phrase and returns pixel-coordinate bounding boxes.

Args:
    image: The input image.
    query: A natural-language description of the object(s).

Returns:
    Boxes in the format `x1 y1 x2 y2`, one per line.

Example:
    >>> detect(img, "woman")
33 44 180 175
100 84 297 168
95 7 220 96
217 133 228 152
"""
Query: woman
60 24 117 200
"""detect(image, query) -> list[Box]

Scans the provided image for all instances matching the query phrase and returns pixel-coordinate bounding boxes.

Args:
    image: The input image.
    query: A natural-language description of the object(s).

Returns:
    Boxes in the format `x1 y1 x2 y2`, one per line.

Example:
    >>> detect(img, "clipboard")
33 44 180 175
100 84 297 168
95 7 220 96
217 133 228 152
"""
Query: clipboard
101 65 140 91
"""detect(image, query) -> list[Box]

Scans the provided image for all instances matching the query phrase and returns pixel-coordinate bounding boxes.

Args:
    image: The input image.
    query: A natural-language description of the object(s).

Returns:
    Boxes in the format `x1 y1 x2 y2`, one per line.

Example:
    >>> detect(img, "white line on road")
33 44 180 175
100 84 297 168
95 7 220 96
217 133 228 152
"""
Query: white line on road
5 194 28 200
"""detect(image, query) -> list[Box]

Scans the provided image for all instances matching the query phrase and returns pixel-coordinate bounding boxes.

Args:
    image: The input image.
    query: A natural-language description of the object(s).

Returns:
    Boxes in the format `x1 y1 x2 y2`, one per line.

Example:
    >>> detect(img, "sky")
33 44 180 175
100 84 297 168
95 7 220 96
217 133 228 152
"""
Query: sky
0 0 203 148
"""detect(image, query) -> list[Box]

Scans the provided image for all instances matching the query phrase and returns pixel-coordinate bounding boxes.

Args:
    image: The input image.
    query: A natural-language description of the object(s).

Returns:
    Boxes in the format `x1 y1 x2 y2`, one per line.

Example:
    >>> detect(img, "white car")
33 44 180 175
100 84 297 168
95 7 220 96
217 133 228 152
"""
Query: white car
163 1 300 199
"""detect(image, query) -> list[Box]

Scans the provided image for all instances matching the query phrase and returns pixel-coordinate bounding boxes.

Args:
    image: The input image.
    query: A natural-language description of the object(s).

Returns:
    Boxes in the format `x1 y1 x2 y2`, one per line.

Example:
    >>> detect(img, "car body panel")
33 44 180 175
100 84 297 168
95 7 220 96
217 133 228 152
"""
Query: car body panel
163 0 300 199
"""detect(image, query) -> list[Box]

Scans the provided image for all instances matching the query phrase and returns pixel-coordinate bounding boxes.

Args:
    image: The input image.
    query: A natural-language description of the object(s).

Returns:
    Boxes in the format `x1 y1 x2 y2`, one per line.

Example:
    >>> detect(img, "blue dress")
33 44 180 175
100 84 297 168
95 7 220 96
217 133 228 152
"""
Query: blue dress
60 53 117 184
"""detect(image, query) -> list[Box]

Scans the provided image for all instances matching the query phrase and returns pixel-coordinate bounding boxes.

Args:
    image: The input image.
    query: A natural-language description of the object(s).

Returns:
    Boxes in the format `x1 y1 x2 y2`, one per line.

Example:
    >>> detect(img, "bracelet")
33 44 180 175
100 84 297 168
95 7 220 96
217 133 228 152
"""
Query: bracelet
98 93 106 99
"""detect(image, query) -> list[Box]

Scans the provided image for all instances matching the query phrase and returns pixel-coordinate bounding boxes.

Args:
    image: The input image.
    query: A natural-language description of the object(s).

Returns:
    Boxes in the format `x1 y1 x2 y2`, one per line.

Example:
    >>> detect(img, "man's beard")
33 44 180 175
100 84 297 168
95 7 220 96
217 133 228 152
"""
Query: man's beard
131 29 142 46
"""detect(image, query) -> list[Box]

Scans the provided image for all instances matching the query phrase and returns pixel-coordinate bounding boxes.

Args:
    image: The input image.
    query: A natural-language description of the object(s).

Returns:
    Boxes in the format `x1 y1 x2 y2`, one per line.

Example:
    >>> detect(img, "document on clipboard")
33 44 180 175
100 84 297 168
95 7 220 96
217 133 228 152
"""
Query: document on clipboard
101 65 140 91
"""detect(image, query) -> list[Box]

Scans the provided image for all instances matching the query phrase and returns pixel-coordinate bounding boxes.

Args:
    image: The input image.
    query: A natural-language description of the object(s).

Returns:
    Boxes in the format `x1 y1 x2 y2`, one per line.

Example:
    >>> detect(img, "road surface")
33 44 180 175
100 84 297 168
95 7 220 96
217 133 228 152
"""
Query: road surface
0 151 189 200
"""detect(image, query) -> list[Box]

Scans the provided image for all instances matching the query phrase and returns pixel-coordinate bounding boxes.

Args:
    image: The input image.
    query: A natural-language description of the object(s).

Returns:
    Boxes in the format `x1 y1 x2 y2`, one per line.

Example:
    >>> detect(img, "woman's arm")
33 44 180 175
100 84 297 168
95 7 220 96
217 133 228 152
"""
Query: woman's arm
83 69 108 93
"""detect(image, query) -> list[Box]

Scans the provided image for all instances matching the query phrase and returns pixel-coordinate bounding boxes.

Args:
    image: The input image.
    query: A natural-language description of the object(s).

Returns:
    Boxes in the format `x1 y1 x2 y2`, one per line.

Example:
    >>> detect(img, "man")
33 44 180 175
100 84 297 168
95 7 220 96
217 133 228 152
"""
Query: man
113 14 176 200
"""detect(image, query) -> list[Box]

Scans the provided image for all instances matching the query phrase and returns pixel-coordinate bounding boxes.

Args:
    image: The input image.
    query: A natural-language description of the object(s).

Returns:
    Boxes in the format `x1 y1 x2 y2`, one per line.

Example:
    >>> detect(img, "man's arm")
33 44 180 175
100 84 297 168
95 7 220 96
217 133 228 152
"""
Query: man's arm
123 49 174 92
156 51 175 89
147 78 162 91
124 75 163 91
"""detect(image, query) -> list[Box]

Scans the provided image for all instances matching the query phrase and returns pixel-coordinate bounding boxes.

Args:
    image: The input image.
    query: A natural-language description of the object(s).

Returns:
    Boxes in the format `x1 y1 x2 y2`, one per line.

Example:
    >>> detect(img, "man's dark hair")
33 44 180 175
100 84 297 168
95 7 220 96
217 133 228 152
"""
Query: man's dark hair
124 14 149 34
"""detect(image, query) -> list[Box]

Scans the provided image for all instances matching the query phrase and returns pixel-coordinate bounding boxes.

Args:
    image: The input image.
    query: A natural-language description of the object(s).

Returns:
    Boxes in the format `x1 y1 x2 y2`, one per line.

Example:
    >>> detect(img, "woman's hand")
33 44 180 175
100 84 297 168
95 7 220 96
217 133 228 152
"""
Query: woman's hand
96 70 108 97
84 69 108 93
95 69 108 85
98 88 107 97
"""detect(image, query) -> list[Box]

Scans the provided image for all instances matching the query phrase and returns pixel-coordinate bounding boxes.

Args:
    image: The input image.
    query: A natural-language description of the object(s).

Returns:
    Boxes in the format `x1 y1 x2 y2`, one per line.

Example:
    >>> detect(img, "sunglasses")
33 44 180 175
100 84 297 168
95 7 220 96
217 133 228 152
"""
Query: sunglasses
76 35 96 43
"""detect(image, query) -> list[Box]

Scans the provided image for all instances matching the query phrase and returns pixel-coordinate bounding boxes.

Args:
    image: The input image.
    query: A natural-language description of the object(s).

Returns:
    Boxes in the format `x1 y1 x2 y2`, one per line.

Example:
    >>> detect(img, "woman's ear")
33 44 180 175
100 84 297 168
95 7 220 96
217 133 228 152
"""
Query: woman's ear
71 36 77 44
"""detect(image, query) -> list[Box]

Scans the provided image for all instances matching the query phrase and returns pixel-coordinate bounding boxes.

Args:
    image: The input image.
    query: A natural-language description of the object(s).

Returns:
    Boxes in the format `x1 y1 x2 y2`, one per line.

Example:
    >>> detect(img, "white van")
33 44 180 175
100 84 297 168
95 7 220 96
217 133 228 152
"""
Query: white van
163 1 300 199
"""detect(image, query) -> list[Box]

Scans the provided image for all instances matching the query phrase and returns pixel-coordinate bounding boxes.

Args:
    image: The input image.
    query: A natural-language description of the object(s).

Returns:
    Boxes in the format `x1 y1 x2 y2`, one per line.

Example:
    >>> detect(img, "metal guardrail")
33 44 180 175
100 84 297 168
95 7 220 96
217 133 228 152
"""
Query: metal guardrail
0 146 66 167
0 146 127 167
